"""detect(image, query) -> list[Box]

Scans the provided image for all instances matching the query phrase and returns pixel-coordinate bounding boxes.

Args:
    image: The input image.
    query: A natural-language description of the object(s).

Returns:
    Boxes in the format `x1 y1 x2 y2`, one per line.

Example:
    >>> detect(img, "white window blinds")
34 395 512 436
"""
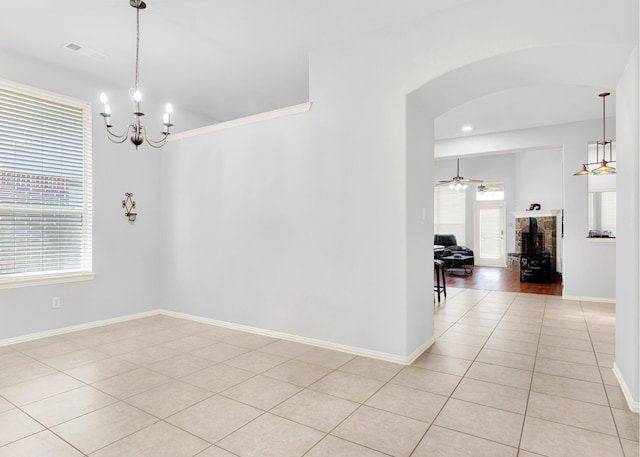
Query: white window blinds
0 79 93 286
434 186 466 245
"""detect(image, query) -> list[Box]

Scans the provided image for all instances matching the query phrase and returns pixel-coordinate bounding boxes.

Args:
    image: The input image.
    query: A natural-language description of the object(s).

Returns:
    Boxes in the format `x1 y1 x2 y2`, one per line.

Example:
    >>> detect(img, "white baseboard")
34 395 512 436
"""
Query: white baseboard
160 310 430 365
0 308 433 366
562 294 616 304
613 362 640 413
0 310 160 347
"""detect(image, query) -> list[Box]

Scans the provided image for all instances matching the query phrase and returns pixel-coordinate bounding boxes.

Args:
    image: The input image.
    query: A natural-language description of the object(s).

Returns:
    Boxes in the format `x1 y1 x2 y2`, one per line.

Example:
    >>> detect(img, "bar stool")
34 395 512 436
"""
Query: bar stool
434 259 446 303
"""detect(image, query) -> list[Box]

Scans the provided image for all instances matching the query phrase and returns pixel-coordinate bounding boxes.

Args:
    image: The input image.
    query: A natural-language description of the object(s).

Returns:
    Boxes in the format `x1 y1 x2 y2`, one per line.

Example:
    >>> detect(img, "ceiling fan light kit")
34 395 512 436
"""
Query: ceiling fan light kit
573 92 616 176
438 158 483 191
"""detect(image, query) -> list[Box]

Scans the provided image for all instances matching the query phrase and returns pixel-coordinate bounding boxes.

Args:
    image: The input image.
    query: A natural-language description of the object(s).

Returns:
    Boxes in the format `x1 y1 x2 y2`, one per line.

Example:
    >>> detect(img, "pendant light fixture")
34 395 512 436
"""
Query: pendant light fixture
99 0 173 149
573 92 615 176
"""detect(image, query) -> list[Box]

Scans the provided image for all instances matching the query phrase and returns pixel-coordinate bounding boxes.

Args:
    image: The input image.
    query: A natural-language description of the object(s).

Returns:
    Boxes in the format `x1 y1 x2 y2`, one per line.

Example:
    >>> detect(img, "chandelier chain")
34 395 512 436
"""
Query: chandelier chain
135 3 140 91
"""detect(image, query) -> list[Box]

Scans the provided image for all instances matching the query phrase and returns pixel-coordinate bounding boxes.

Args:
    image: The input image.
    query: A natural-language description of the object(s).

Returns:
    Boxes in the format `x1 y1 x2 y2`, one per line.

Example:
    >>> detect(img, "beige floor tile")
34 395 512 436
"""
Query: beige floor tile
520 416 623 457
92 367 172 399
435 398 524 447
476 348 535 371
517 451 546 457
621 438 640 457
146 353 214 378
391 366 461 396
126 380 213 418
600 366 619 386
94 338 154 356
412 352 472 376
225 333 278 350
541 326 590 340
485 337 538 356
135 328 191 345
448 323 495 336
438 330 488 348
0 352 38 371
18 340 87 360
166 395 261 443
191 342 250 362
90 421 210 457
218 413 323 457
181 363 254 393
0 408 45 446
543 318 587 331
537 345 597 366
160 334 218 352
0 430 83 457
534 357 602 383
591 341 615 354
309 371 384 403
531 373 608 405
195 446 237 457
606 384 630 410
0 361 57 389
590 330 616 343
0 397 12 413
51 401 157 454
119 345 183 366
8 335 68 353
295 347 355 369
465 362 532 390
41 348 110 371
64 357 138 383
365 383 447 423
457 317 499 329
338 356 403 382
332 405 429 457
271 389 358 432
538 334 593 351
21 385 117 427
596 352 615 368
495 322 542 335
412 425 517 457
612 408 640 441
262 359 331 387
224 350 288 373
427 341 482 361
527 392 617 436
452 377 529 414
258 340 315 358
0 372 84 406
305 435 389 456
221 375 301 410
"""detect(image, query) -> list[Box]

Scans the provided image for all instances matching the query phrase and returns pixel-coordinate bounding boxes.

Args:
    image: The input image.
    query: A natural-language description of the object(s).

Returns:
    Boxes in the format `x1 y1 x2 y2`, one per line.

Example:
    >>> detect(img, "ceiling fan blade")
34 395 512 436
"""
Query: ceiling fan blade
463 179 484 183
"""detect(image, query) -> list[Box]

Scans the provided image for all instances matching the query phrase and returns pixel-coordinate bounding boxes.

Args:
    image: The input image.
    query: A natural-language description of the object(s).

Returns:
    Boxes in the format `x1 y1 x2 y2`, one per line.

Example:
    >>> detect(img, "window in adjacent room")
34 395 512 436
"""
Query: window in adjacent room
587 142 616 238
434 185 466 245
0 78 93 287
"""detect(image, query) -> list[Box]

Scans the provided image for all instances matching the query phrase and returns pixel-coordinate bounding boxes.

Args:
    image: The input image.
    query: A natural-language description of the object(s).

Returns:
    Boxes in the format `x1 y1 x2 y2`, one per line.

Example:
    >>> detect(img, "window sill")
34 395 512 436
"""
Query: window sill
0 272 96 290
586 237 616 243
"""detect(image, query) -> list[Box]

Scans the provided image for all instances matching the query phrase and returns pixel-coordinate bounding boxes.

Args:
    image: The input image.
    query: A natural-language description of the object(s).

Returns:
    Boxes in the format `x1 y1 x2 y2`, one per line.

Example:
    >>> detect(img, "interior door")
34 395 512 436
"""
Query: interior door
474 202 506 267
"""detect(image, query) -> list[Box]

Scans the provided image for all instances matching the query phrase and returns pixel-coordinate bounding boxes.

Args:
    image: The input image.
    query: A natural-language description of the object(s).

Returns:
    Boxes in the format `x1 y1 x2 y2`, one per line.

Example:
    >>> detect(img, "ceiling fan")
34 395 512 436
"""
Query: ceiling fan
437 158 483 190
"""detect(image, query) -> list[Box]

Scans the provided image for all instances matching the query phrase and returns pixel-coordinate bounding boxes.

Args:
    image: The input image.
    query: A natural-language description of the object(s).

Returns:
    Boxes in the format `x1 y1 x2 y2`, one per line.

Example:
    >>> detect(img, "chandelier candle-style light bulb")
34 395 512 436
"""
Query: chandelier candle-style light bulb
99 0 174 149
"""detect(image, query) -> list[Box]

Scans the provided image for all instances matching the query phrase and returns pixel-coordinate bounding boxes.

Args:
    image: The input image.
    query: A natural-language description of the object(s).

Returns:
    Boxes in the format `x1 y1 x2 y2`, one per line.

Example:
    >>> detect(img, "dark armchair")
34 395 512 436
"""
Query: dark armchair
434 234 474 266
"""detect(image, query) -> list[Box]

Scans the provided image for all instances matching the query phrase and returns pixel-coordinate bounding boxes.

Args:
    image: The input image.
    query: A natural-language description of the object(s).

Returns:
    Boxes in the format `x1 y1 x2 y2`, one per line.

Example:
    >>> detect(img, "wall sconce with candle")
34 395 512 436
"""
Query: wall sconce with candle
122 192 137 221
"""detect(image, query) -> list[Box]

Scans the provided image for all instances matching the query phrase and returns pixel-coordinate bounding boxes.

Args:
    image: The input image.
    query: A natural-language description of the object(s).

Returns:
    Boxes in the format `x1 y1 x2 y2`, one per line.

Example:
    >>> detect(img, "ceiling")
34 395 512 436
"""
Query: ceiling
0 0 637 136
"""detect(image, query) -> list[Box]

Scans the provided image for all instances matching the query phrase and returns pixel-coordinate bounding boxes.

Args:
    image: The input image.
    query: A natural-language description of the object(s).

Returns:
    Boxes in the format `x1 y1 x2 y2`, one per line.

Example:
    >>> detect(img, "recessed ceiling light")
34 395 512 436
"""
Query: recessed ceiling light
461 125 473 132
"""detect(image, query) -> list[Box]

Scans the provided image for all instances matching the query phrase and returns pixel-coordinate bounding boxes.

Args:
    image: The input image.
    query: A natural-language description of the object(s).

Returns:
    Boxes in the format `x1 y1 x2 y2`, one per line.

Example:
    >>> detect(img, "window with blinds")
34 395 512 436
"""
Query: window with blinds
434 186 466 245
0 79 93 287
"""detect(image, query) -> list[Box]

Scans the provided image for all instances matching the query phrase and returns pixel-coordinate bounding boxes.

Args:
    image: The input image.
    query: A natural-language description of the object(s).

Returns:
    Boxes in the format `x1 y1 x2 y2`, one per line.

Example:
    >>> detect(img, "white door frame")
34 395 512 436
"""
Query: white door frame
474 201 506 267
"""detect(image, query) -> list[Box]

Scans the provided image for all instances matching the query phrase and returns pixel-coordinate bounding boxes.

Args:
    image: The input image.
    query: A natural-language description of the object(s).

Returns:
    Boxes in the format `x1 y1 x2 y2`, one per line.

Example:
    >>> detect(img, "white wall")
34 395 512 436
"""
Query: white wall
0 49 206 340
615 47 639 406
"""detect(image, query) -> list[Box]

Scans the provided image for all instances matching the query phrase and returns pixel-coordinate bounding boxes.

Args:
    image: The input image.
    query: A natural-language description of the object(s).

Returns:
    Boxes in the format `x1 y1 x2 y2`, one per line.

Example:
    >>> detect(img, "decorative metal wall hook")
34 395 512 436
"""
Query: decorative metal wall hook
122 192 137 221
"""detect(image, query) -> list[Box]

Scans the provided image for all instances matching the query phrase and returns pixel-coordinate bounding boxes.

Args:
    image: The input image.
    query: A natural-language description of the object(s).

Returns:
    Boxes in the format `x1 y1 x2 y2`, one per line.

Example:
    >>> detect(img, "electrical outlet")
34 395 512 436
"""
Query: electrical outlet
51 297 61 309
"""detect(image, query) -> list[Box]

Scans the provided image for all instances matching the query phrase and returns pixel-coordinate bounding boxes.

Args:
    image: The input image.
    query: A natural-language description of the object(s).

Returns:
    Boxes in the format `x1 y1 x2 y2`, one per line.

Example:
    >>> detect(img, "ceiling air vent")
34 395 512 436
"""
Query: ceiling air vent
63 42 107 60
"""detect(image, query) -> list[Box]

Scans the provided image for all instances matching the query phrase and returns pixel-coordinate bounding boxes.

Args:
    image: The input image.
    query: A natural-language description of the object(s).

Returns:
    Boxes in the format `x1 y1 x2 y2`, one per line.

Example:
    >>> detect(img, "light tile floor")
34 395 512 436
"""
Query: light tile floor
0 288 638 456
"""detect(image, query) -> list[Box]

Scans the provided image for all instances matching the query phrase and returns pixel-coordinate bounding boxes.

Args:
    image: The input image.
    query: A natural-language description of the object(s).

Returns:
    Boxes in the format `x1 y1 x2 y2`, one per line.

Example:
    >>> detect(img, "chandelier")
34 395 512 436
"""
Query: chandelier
99 0 173 149
573 92 615 176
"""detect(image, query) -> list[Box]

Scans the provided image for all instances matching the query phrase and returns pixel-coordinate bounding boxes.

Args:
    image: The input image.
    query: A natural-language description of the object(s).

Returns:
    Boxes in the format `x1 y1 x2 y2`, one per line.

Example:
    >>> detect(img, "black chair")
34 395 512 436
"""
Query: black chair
434 234 474 267
434 259 446 303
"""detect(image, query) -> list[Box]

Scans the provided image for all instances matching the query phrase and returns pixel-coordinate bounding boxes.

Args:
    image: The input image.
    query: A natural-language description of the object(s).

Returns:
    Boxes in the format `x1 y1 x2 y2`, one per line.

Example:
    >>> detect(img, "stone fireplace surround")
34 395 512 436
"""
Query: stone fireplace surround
508 210 559 273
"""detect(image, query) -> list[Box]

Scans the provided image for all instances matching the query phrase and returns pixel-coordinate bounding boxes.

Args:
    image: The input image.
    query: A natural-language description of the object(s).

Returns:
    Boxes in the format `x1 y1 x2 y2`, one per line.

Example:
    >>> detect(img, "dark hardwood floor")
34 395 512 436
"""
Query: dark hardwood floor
444 265 563 295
